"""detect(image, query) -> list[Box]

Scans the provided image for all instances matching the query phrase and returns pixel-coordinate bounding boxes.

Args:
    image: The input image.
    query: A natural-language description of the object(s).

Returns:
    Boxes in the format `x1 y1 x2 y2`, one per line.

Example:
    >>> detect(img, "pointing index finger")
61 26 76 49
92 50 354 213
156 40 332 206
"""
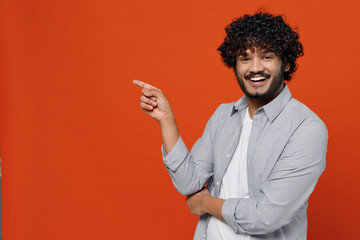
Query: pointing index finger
133 79 146 88
132 79 160 91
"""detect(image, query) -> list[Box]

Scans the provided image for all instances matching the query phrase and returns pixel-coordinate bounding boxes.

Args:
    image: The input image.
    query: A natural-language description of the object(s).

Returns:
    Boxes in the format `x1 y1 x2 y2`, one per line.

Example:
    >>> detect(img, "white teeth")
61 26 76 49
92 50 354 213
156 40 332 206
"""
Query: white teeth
250 77 266 81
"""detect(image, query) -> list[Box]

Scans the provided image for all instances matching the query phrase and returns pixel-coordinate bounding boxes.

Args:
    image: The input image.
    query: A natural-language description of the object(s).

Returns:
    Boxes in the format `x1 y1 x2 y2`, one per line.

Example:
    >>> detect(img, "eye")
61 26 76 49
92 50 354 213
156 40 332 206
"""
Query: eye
263 55 273 60
239 57 250 62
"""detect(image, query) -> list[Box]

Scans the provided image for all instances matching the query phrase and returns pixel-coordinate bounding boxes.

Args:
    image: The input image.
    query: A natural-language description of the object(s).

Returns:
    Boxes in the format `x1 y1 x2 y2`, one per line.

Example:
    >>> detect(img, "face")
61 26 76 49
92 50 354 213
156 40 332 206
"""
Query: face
235 48 288 100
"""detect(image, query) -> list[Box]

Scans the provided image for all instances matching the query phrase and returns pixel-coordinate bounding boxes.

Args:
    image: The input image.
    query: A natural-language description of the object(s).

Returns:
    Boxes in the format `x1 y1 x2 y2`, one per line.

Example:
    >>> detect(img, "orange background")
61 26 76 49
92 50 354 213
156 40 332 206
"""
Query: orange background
1 0 359 239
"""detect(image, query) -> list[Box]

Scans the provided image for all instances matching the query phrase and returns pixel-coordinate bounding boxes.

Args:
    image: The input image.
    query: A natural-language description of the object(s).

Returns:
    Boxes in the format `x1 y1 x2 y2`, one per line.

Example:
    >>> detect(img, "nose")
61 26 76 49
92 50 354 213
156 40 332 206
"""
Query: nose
249 57 265 73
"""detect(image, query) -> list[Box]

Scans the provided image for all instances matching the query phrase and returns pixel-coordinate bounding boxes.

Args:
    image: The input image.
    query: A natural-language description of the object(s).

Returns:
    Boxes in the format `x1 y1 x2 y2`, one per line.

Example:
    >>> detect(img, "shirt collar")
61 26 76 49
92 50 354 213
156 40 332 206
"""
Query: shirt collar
231 84 292 122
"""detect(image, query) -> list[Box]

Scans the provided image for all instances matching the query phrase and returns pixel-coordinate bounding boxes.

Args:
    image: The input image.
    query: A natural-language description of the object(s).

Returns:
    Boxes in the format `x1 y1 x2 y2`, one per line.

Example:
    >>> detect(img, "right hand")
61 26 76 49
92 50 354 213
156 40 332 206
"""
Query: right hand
133 80 175 124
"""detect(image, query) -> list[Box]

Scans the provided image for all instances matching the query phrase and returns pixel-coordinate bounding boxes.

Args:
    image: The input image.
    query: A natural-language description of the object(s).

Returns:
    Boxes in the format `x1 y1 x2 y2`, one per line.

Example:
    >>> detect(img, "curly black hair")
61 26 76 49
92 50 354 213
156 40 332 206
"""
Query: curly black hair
218 12 304 81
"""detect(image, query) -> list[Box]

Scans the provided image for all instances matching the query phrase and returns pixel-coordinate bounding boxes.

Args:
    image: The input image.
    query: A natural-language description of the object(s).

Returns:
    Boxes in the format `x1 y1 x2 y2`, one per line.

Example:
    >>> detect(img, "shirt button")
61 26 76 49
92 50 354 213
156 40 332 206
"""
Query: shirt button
226 154 230 157
203 234 206 238
215 182 220 186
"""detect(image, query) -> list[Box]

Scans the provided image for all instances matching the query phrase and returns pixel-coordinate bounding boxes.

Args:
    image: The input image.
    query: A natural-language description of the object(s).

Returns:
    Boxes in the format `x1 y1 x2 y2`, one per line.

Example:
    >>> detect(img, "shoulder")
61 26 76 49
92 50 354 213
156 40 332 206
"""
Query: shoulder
207 101 238 124
277 99 328 174
215 102 235 114
283 98 328 141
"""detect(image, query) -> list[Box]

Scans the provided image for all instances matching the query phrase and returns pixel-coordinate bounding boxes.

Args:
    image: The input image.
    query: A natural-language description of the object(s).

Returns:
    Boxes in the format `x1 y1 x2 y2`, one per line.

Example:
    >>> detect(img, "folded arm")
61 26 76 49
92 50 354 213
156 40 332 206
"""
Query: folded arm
186 119 328 235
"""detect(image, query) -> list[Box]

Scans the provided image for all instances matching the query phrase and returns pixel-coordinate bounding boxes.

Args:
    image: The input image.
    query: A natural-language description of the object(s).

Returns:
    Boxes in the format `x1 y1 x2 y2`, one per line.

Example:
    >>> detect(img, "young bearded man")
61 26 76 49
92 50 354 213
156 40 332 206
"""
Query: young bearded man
133 12 328 240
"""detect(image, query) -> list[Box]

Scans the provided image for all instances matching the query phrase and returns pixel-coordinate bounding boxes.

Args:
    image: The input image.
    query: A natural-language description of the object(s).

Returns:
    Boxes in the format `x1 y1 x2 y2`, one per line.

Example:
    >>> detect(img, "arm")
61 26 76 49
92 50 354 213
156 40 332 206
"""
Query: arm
186 119 328 234
133 80 179 154
134 80 215 195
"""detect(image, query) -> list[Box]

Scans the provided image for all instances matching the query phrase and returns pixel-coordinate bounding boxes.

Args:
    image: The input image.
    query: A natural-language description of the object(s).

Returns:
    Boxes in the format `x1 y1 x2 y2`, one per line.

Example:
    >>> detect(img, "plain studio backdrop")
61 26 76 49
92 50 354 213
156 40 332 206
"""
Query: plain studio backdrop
0 0 359 239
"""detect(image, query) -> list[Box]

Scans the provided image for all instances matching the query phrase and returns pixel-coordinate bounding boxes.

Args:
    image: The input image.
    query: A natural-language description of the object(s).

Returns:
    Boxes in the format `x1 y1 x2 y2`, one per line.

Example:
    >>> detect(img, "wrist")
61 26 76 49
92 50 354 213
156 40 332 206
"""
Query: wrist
201 195 225 221
159 113 176 128
201 194 212 214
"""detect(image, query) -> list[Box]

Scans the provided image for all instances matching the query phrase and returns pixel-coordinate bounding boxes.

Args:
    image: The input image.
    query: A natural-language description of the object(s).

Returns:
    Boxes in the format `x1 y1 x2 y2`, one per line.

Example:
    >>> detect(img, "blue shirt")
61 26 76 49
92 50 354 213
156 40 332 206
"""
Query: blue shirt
162 85 328 240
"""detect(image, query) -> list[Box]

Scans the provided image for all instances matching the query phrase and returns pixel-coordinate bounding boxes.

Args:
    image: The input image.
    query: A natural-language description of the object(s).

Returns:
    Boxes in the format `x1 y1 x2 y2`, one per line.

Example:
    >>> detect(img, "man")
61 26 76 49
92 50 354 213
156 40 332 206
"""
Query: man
133 12 327 240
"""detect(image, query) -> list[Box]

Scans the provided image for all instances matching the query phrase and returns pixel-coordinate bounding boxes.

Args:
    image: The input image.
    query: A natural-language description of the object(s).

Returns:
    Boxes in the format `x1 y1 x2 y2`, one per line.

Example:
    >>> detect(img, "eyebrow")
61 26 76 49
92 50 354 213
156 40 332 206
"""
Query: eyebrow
261 49 276 54
239 49 276 57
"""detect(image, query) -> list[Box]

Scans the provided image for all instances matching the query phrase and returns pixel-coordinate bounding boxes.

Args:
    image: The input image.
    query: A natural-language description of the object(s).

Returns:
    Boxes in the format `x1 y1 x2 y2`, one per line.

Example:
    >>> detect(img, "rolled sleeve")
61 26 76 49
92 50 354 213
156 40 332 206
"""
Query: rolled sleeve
222 198 243 233
162 136 189 172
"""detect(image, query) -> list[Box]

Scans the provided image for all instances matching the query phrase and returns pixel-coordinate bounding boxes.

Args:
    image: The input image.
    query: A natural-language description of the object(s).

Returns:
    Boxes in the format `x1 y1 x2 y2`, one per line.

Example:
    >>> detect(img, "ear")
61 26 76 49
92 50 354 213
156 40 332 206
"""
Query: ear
284 63 290 72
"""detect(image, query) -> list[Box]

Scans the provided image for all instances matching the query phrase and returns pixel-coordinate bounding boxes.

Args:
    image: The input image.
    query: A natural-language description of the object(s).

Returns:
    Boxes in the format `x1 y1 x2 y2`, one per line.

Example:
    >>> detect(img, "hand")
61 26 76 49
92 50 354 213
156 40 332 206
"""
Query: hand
186 188 211 216
133 80 174 124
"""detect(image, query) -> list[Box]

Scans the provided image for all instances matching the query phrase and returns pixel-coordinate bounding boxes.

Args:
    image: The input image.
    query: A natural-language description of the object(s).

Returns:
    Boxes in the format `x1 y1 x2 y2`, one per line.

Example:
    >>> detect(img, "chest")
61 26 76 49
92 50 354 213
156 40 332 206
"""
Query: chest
210 111 295 196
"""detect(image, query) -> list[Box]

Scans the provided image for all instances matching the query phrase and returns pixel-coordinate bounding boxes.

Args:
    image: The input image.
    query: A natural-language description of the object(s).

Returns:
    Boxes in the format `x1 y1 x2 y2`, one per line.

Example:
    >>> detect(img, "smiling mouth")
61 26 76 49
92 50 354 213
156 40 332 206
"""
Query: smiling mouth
249 76 267 82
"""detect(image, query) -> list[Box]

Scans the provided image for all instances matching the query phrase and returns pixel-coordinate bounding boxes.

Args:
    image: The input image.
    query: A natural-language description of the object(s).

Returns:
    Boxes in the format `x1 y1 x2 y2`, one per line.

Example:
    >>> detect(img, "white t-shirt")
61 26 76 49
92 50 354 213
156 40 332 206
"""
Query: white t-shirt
207 107 252 240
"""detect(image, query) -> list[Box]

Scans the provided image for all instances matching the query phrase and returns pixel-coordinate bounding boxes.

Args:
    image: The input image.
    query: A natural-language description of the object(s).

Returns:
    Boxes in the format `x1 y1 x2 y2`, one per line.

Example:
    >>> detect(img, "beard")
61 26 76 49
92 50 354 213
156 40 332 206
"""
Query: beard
235 69 284 100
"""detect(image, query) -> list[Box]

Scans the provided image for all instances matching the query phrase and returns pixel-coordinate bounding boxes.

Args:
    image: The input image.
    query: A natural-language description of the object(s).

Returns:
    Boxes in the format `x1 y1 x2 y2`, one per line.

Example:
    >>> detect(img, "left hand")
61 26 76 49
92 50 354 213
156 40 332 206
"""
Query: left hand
186 188 211 216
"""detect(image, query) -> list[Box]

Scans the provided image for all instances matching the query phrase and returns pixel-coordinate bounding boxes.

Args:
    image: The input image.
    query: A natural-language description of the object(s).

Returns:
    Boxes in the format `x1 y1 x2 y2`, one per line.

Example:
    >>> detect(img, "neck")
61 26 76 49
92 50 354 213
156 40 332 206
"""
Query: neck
247 84 284 119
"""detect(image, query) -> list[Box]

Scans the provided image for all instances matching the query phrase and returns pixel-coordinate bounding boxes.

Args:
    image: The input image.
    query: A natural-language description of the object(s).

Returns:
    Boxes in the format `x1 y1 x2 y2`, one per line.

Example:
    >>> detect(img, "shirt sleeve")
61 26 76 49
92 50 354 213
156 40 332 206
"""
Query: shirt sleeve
161 105 223 196
221 119 328 235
